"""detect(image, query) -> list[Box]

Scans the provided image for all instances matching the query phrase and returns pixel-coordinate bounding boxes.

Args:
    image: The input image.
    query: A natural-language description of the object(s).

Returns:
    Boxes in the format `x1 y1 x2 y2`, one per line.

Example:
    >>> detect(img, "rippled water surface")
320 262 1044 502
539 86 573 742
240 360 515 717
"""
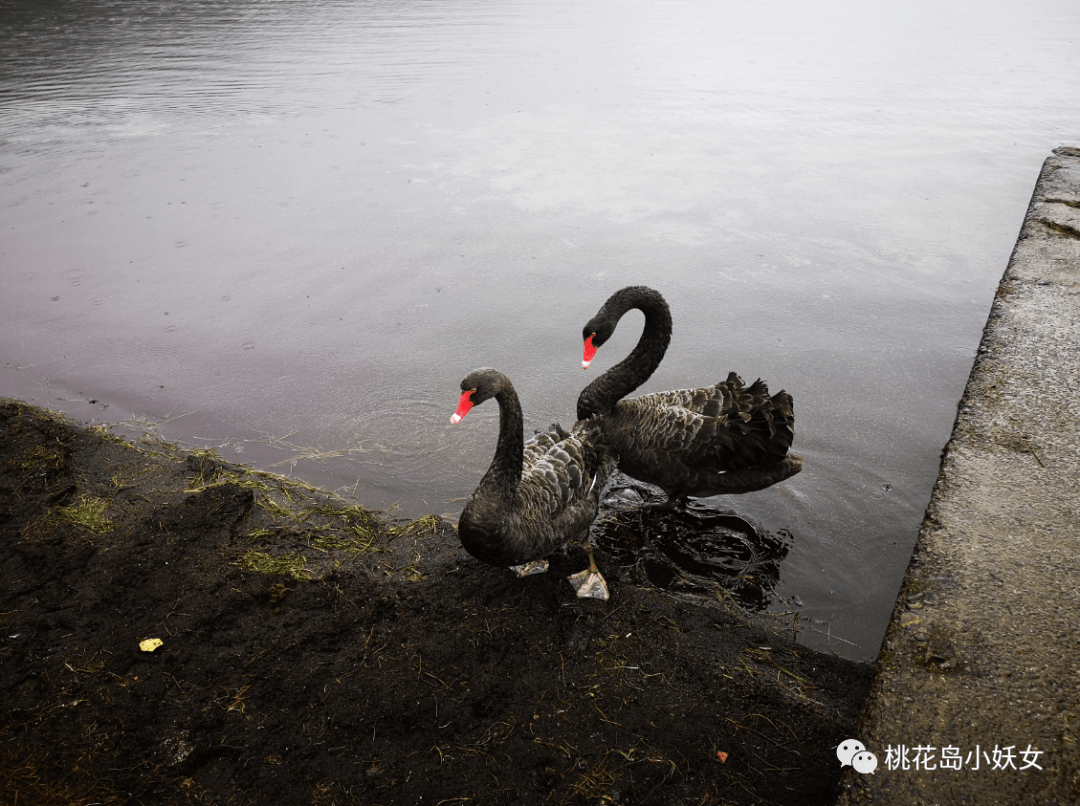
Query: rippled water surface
3 0 1078 659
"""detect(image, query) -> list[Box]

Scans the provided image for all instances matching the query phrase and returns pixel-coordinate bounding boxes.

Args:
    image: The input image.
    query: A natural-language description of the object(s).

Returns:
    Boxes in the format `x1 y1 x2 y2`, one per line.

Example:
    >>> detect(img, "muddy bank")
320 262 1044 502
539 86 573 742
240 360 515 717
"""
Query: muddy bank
1 399 871 805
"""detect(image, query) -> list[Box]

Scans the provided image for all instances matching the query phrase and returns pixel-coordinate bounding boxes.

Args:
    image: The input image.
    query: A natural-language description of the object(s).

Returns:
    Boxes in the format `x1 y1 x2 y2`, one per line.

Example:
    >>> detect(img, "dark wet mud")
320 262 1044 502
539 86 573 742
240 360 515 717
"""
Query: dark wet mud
1 399 872 805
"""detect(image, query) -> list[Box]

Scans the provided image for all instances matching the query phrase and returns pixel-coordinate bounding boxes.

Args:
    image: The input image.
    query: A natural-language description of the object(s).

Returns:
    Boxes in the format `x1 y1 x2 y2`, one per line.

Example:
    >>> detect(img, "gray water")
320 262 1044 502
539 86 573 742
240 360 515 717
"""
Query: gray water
2 0 1078 660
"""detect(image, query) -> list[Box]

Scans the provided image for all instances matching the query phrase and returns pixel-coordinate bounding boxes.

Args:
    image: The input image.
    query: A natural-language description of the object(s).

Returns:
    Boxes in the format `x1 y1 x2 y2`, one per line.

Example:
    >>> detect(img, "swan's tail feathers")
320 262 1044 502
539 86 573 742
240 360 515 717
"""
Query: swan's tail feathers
765 389 796 465
709 376 796 470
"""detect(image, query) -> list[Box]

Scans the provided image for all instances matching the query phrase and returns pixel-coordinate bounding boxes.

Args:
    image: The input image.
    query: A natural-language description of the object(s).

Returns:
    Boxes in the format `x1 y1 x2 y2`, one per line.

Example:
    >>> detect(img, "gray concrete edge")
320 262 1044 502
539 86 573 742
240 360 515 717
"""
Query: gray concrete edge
835 146 1080 805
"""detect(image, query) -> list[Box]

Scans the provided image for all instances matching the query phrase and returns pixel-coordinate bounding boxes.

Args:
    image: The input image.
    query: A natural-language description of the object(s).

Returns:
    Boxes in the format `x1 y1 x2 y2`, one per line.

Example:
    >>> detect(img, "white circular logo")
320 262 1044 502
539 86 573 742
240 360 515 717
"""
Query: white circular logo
852 751 879 774
837 739 866 767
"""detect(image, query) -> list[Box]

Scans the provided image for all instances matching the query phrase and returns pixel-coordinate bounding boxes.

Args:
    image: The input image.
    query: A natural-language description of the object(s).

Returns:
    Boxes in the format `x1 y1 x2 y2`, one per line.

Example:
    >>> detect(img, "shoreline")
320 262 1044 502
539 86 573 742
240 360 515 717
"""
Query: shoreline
838 146 1080 804
2 397 871 805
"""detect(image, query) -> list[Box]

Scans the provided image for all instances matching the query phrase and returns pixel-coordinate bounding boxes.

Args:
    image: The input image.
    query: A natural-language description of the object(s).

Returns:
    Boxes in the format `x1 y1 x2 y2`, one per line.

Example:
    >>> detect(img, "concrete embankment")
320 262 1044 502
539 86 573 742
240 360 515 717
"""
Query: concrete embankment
836 146 1080 805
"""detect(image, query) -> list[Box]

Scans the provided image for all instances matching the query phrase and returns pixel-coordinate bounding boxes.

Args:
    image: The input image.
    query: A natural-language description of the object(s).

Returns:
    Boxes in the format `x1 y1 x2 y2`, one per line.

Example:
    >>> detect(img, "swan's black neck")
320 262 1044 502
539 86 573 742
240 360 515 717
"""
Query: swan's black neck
577 286 672 419
474 383 524 507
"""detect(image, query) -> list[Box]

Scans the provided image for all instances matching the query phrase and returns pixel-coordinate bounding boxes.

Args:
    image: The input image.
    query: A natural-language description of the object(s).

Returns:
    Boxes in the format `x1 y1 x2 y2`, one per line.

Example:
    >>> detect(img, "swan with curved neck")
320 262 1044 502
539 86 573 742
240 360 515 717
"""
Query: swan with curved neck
451 367 616 598
577 286 802 503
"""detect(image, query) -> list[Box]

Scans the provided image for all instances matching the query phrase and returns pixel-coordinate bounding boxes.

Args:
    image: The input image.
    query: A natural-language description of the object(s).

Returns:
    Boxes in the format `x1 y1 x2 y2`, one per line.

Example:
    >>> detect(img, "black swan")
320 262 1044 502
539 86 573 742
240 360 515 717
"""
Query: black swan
451 367 617 599
576 286 802 504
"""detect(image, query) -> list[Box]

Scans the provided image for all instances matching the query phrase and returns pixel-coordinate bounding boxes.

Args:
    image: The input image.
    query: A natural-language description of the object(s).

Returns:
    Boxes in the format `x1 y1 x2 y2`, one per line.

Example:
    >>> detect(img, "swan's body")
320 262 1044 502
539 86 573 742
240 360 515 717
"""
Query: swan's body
576 286 802 502
452 368 616 597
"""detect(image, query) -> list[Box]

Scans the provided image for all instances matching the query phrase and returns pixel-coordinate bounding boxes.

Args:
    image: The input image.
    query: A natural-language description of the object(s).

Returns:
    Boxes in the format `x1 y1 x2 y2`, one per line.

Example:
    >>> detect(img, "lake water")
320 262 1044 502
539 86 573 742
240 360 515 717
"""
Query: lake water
2 0 1078 660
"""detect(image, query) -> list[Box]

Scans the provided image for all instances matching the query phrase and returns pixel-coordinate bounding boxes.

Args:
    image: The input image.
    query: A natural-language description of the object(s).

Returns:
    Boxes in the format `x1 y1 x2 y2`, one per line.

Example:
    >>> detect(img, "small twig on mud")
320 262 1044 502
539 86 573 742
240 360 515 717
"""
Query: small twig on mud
532 735 576 758
641 669 671 685
749 747 799 773
331 584 363 612
738 655 759 678
748 712 798 741
726 716 801 754
788 690 826 708
160 596 184 637
243 646 273 670
600 602 626 621
163 671 190 695
592 701 630 731
416 654 452 690
226 684 252 713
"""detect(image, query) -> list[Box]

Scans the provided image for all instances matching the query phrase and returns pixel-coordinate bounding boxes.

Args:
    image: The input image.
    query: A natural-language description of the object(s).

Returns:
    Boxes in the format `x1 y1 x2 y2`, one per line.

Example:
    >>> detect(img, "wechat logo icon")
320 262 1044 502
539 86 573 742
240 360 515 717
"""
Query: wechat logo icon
838 739 878 774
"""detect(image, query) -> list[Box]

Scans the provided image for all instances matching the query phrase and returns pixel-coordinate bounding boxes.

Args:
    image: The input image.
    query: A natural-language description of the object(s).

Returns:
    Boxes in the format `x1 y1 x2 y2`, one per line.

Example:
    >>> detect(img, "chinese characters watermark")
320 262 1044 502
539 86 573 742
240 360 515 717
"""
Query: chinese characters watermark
883 744 1043 772
839 739 1044 775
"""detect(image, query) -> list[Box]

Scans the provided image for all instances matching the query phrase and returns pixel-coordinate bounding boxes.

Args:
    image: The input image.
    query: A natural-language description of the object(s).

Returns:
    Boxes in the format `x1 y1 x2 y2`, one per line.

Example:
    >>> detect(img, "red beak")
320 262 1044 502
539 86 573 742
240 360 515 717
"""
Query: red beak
451 390 474 424
582 333 598 369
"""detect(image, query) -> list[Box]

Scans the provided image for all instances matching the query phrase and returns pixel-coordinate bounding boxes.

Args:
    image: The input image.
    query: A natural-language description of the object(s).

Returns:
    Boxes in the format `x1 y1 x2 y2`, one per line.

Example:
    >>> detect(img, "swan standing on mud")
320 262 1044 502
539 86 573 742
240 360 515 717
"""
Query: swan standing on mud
451 367 617 599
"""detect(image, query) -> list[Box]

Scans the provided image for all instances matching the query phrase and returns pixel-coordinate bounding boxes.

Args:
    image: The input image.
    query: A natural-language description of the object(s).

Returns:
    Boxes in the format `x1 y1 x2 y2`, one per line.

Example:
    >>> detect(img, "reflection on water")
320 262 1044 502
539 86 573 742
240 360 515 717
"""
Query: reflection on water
2 0 1079 660
595 474 790 612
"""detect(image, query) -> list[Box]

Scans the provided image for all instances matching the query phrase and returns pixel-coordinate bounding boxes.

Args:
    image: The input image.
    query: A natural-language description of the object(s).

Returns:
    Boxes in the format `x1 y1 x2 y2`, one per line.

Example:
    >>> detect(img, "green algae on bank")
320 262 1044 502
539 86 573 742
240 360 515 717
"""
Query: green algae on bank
2 398 439 581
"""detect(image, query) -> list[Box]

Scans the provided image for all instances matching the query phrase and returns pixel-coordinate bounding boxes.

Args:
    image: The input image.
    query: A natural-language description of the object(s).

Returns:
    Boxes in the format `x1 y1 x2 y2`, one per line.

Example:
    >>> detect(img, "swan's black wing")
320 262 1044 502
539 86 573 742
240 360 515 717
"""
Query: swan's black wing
512 419 613 534
461 420 615 567
518 431 587 513
600 372 799 498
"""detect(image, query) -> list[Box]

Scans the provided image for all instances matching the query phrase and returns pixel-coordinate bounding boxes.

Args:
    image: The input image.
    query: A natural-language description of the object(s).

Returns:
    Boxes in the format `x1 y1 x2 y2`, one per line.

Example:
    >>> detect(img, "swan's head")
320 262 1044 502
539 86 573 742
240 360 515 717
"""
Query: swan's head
451 367 504 424
581 317 616 369
582 286 668 369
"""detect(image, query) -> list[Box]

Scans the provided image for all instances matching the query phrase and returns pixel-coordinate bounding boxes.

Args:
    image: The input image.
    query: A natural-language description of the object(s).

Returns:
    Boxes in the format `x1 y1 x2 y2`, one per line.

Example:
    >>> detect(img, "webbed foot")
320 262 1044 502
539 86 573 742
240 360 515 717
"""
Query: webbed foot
567 542 609 600
568 567 609 599
510 560 549 577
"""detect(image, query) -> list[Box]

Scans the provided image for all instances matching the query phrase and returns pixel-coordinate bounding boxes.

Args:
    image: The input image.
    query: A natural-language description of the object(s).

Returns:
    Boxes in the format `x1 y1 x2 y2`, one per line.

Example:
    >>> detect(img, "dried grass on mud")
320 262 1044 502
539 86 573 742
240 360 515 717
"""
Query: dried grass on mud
1 399 871 805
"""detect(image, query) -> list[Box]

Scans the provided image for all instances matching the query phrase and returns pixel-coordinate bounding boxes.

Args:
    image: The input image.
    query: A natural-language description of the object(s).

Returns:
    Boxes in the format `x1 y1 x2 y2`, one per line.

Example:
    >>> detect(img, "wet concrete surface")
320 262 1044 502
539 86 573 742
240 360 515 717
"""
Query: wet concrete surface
836 146 1080 804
